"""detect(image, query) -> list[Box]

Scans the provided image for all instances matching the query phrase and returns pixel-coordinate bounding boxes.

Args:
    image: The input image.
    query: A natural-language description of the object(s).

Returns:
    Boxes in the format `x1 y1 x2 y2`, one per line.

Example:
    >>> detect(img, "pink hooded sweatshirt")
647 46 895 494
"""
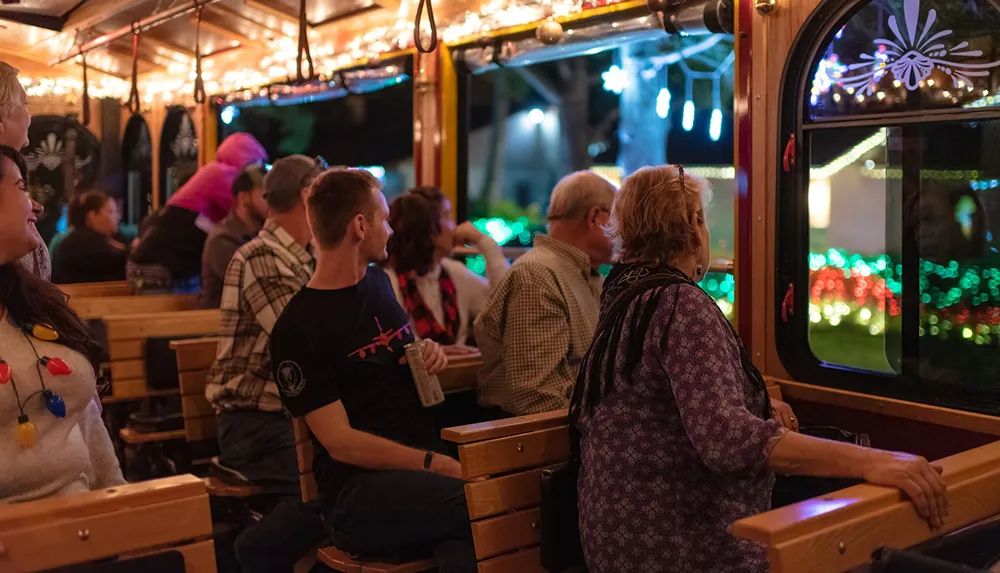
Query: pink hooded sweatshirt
166 132 268 224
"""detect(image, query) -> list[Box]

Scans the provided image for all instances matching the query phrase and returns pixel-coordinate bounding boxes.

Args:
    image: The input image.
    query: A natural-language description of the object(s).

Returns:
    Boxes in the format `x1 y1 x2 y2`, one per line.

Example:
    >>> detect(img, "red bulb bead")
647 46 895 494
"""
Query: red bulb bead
0 361 9 384
41 357 72 376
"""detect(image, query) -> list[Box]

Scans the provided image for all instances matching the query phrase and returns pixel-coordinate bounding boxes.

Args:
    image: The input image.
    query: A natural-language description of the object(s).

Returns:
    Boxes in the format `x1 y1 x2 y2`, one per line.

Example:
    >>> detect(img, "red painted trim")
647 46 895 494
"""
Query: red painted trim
735 0 755 349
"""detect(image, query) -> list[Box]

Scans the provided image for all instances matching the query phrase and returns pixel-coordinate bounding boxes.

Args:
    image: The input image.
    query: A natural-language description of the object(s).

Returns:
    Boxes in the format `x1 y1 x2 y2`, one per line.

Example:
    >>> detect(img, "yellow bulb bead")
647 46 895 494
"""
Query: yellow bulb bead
16 419 37 449
32 324 59 342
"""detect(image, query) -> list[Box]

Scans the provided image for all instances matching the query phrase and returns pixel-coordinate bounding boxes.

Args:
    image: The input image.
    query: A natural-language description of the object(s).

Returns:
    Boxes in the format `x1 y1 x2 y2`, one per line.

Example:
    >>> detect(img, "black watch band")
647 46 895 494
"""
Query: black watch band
422 451 435 472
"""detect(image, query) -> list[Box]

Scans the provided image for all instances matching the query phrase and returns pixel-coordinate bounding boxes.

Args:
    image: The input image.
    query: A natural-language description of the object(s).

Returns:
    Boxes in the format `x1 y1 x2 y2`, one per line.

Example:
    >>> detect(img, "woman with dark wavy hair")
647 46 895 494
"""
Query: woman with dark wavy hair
0 145 123 502
384 187 508 348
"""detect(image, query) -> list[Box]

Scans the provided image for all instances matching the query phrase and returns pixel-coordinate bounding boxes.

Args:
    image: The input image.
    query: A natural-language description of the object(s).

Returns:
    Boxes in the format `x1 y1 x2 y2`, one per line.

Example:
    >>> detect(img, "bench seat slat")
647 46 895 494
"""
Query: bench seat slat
476 547 544 573
441 410 568 445
465 467 549 520
458 426 570 480
470 508 540 560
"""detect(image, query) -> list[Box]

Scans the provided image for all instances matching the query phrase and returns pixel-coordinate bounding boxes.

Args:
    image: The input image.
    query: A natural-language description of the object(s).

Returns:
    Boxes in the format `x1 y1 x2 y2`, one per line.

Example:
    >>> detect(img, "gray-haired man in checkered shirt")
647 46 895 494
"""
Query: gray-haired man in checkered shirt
475 171 616 417
205 154 324 497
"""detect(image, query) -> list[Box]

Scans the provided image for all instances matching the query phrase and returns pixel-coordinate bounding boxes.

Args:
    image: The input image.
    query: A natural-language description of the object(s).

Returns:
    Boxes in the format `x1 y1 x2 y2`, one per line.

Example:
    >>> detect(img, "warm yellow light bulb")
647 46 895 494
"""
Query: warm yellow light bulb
16 416 36 449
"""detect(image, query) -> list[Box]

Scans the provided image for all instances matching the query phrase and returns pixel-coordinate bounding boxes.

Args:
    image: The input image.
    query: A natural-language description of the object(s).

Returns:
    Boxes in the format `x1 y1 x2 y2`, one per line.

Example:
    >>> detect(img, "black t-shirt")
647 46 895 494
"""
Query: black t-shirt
270 266 443 501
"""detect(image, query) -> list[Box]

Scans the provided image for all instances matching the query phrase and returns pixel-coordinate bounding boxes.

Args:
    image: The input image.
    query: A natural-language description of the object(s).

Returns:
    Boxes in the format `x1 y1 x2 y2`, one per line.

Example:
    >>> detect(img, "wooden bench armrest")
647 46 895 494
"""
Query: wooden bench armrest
0 475 207 532
170 337 220 351
732 440 1000 573
441 410 569 444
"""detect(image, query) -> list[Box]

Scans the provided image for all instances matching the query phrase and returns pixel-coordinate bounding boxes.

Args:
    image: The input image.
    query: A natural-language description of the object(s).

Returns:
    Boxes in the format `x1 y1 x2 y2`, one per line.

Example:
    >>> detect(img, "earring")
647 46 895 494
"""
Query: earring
695 265 704 278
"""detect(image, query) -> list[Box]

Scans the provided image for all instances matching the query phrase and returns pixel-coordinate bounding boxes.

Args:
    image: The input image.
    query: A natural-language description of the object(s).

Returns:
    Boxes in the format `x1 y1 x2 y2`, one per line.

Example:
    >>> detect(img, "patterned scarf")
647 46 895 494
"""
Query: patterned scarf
570 260 771 421
398 267 461 345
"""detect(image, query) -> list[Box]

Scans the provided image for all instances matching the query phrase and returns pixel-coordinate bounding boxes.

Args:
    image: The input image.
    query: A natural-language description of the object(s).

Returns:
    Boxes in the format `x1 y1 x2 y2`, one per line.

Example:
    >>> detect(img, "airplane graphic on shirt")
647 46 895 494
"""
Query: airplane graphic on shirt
348 317 412 359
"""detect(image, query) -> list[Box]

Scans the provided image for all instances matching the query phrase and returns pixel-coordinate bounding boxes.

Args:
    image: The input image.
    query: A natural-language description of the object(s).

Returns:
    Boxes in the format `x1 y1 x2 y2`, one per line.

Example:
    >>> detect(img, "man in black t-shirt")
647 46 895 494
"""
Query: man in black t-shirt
270 169 475 573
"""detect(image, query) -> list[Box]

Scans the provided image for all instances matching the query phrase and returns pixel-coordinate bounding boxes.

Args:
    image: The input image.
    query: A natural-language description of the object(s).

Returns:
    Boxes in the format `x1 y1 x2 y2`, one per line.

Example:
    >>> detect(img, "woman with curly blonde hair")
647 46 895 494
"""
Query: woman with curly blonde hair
571 165 947 572
0 61 48 281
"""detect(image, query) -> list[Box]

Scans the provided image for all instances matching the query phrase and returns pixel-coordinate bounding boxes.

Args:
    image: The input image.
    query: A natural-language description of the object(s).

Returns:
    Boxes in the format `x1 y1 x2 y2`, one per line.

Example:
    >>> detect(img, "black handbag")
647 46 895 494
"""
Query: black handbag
540 423 586 573
771 426 870 508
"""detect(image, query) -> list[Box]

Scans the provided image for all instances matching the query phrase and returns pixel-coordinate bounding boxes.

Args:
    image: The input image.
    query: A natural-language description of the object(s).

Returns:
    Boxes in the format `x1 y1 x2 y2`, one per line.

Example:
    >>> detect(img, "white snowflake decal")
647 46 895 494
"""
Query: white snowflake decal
840 0 1000 93
170 113 198 158
24 133 92 173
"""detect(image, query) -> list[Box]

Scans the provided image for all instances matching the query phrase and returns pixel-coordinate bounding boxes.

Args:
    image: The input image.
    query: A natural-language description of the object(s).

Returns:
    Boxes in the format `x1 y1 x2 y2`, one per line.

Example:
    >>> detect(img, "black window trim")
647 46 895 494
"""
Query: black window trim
775 0 1000 415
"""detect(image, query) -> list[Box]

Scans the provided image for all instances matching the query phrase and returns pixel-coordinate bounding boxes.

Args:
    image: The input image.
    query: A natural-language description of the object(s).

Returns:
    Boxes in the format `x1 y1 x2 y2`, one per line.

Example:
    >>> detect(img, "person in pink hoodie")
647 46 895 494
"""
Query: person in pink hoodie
129 133 267 291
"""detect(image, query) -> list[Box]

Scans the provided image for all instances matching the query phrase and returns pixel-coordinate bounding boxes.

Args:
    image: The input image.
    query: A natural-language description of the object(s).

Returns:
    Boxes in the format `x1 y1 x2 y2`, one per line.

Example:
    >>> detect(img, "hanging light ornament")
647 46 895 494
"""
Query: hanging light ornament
16 415 36 449
535 18 564 45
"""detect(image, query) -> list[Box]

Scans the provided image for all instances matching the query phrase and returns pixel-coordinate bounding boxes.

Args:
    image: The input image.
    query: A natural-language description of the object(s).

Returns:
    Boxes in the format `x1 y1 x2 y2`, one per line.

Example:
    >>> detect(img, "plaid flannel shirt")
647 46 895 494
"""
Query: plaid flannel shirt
205 220 314 413
474 234 603 415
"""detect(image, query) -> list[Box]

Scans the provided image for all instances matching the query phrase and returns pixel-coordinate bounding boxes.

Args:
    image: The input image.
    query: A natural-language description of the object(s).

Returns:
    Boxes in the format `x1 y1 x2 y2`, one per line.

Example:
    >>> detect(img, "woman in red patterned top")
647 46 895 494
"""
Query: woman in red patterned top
383 187 508 350
572 164 948 573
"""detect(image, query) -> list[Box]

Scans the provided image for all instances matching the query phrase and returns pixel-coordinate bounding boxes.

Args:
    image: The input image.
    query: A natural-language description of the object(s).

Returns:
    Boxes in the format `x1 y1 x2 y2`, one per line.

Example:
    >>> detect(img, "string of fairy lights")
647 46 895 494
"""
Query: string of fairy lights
465 217 1000 348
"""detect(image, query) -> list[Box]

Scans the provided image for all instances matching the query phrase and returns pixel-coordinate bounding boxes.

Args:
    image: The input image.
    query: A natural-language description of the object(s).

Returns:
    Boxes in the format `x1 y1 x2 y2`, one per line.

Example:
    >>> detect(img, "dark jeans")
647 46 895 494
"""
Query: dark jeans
217 409 300 498
233 499 327 573
328 470 476 573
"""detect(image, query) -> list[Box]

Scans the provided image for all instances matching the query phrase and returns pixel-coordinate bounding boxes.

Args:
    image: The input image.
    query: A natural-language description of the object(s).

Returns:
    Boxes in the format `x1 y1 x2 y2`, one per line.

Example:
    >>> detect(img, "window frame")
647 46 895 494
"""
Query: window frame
775 0 1000 414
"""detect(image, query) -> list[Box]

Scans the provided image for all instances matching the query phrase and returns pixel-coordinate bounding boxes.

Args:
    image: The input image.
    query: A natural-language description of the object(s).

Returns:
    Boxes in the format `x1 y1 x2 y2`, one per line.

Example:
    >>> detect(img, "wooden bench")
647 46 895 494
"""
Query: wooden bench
104 309 220 403
0 474 216 572
440 351 483 394
58 280 133 299
170 337 262 498
733 439 1000 573
292 409 569 573
70 293 200 320
293 418 438 573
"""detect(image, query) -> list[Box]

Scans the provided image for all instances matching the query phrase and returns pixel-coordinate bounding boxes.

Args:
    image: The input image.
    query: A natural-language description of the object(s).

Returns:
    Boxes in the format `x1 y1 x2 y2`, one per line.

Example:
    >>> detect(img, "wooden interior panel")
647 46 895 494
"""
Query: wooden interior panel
120 427 185 444
439 355 482 394
104 310 221 341
0 486 212 571
469 508 540 560
108 378 178 401
441 410 568 445
185 416 218 443
296 439 315 474
179 370 211 396
71 294 199 320
181 395 215 419
300 472 318 504
465 467 548 520
110 359 145 380
108 339 145 361
172 338 220 372
458 427 570 480
476 548 543 573
59 281 132 299
733 441 1000 573
773 378 1000 437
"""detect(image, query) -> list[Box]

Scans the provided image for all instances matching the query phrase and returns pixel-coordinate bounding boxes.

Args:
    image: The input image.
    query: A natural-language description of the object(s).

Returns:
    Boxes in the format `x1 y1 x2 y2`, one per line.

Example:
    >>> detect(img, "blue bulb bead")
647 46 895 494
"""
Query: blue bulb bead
44 390 66 418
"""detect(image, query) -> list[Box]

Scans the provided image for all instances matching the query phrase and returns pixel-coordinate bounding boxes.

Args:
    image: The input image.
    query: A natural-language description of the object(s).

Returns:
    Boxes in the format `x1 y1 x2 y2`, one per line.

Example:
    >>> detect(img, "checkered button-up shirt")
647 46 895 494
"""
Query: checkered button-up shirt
474 234 602 416
206 220 314 413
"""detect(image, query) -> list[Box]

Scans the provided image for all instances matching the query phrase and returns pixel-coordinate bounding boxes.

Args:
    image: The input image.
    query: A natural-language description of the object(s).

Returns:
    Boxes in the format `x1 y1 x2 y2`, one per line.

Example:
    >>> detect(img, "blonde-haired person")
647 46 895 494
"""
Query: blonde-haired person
0 62 48 281
570 165 948 573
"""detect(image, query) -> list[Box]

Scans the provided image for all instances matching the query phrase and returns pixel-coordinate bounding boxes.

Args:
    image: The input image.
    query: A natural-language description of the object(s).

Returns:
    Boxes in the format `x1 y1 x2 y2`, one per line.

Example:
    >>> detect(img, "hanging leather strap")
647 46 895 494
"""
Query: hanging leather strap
80 50 91 126
126 23 142 115
193 3 206 104
414 0 437 53
296 0 314 82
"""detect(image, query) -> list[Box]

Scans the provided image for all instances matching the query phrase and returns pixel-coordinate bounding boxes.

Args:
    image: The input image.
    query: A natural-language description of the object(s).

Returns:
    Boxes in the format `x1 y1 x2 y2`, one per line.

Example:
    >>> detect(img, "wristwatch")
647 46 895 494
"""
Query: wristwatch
422 451 435 472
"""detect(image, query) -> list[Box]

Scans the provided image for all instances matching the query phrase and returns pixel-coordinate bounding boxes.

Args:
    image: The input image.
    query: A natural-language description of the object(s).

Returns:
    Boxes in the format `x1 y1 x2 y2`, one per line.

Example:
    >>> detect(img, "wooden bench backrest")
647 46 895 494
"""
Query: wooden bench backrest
71 293 200 320
442 410 570 573
102 309 220 401
59 280 133 299
732 439 1000 573
291 356 486 505
294 418 320 504
171 337 221 442
0 474 216 572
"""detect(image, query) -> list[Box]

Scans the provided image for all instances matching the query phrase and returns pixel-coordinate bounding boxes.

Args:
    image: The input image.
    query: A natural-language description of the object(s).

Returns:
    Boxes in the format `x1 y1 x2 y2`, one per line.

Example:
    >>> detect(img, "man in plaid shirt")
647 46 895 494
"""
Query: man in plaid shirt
475 172 616 417
206 154 322 497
